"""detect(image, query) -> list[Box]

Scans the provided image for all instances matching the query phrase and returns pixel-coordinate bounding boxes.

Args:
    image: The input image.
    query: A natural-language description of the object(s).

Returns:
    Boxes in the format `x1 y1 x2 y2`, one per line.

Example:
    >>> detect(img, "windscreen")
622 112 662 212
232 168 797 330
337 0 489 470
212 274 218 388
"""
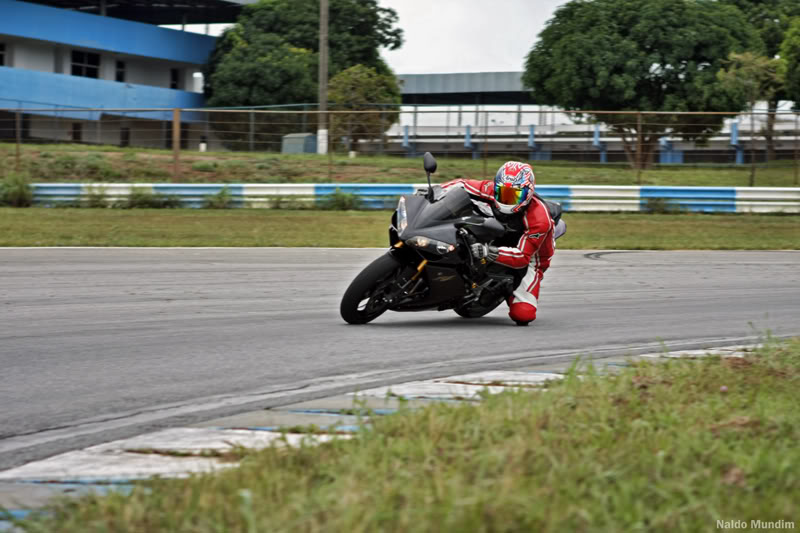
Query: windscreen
414 188 474 226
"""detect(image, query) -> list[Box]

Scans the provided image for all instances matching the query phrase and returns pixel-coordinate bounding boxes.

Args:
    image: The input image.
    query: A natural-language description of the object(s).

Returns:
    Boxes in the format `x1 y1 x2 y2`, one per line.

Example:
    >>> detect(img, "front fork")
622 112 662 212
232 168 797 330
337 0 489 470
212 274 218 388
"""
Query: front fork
386 243 429 305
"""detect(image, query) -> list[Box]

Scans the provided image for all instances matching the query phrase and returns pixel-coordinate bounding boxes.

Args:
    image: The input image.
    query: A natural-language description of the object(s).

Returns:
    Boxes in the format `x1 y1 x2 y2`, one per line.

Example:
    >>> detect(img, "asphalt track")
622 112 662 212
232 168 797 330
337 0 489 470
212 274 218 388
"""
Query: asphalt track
1 248 798 470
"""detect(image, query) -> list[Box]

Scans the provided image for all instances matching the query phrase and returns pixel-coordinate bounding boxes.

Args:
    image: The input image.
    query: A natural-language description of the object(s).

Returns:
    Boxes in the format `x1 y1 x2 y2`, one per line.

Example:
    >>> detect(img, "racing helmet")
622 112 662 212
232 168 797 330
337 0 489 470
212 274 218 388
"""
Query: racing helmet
493 161 536 215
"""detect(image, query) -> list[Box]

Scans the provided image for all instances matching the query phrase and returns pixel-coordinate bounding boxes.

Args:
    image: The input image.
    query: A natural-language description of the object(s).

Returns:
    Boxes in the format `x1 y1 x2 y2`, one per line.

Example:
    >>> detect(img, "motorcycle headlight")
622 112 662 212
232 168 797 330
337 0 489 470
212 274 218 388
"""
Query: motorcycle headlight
406 236 456 254
397 197 408 233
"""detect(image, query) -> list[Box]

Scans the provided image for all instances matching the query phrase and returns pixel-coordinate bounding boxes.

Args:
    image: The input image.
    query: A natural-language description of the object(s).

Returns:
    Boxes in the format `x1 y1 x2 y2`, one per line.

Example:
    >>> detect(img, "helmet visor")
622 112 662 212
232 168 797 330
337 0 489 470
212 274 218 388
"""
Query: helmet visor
495 185 527 206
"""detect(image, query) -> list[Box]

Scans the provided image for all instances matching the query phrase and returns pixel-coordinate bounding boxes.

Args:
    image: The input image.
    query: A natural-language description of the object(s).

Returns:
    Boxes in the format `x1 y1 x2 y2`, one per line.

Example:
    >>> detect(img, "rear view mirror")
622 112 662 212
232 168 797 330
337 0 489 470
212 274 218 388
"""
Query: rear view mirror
423 152 437 174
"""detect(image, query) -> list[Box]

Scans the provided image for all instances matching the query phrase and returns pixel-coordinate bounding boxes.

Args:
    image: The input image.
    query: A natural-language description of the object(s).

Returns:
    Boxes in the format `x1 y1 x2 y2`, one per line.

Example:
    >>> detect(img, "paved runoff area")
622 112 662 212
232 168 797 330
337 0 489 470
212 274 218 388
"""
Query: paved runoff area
0 344 757 526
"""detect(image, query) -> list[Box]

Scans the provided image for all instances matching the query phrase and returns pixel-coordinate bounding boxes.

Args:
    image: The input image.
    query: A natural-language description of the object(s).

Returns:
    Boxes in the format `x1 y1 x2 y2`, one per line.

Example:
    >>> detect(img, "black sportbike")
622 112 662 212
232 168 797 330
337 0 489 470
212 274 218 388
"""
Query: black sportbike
340 153 565 325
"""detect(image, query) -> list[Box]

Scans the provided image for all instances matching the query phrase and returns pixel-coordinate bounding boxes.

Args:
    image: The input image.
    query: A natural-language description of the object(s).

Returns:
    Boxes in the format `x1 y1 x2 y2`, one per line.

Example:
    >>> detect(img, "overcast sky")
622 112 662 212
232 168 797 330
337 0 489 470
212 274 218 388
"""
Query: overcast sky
169 1 567 75
376 0 567 74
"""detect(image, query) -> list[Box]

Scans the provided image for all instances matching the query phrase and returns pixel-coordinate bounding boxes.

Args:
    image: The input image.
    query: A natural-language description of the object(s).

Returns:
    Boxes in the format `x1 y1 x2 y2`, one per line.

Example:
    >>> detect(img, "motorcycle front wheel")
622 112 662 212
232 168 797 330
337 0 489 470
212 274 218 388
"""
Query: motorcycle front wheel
340 253 402 324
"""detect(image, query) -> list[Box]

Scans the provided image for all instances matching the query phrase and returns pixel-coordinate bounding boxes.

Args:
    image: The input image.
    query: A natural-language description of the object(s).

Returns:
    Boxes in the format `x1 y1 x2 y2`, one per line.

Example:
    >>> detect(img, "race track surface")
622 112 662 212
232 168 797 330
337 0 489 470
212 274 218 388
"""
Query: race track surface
1 248 798 469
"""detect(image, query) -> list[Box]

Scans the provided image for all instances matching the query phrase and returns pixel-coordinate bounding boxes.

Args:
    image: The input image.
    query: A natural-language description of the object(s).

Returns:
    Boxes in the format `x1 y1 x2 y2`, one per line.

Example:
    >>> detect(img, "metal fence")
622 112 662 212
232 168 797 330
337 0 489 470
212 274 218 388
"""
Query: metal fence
2 106 800 186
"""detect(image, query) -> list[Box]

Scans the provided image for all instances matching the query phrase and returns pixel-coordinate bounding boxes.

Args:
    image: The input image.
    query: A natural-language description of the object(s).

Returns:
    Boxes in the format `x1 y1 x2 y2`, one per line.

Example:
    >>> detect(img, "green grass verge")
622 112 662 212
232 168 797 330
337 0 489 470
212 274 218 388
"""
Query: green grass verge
12 339 800 532
1 208 798 249
3 142 800 187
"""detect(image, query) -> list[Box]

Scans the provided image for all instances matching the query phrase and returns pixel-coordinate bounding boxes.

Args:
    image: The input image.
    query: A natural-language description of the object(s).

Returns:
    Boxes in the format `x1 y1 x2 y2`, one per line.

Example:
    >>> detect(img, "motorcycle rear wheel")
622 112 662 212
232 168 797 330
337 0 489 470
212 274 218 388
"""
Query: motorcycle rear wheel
340 253 402 324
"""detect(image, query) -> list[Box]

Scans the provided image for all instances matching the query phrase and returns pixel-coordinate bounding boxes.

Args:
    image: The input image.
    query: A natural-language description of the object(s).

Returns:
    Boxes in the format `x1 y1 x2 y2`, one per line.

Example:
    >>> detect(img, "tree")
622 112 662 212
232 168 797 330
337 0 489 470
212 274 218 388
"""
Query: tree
717 52 785 183
523 0 762 169
719 0 800 59
327 65 402 151
206 32 316 108
780 18 800 107
718 1 800 160
205 0 403 107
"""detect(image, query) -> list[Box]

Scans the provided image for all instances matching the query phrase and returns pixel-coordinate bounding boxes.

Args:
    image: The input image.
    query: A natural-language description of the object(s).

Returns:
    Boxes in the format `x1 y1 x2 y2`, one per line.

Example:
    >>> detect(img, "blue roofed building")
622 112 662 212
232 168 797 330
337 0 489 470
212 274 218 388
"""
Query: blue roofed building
0 0 253 147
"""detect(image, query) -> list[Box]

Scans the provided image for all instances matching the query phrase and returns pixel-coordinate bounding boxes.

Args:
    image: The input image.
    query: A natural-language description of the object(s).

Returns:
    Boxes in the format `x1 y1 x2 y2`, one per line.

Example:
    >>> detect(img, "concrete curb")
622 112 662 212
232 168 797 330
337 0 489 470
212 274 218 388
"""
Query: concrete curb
0 344 757 527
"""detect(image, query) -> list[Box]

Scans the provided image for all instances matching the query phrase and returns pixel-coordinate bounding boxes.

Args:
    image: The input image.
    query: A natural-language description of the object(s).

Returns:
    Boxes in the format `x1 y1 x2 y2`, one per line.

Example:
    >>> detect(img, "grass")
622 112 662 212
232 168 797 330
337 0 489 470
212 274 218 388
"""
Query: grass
0 208 798 249
11 338 800 532
3 142 800 187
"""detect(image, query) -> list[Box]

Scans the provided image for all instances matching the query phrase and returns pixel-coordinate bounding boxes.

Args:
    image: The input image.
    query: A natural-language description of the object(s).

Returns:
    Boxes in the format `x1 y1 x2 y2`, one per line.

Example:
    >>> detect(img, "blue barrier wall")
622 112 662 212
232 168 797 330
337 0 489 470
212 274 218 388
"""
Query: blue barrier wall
31 184 797 213
0 0 216 64
315 184 416 209
0 67 205 120
641 186 736 213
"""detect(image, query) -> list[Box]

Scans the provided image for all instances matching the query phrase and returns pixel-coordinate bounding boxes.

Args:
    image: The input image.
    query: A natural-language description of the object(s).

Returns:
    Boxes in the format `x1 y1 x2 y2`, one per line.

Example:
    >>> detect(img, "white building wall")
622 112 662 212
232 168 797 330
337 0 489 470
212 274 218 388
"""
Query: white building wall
12 40 54 73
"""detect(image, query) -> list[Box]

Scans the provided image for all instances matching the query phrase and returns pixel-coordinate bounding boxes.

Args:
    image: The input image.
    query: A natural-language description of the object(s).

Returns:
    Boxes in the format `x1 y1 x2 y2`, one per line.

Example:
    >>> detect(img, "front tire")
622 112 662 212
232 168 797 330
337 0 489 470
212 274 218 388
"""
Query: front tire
340 253 402 324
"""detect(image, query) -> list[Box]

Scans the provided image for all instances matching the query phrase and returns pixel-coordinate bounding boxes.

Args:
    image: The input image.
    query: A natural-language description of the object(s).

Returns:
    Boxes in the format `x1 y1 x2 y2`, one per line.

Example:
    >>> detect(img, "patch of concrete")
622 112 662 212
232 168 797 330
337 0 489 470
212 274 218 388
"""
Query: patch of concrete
192 411 361 430
351 381 509 400
637 345 757 359
435 371 564 386
0 428 349 482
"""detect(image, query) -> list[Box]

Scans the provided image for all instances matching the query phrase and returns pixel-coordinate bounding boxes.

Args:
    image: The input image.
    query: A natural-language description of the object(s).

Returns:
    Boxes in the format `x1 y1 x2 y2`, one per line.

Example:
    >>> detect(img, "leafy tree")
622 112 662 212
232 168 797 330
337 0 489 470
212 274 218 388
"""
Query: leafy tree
717 52 785 162
328 65 401 151
203 0 403 150
780 18 800 108
717 52 785 183
719 0 800 59
207 33 316 108
205 0 403 106
523 0 762 168
718 1 800 159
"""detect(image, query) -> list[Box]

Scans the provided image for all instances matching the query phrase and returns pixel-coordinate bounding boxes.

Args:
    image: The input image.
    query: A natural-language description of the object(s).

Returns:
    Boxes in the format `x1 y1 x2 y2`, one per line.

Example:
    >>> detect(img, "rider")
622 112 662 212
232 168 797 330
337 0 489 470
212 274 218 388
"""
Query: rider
441 161 555 326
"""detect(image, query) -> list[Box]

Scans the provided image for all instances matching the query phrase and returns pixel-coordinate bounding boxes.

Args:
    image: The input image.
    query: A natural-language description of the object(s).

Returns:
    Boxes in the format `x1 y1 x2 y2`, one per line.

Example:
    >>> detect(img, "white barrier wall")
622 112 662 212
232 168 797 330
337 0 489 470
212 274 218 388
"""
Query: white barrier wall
30 184 800 213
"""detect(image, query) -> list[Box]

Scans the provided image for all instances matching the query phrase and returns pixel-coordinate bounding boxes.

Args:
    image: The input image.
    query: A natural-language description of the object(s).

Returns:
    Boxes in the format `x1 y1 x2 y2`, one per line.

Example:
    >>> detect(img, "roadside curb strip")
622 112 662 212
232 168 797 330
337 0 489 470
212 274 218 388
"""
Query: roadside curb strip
0 428 349 483
0 344 762 522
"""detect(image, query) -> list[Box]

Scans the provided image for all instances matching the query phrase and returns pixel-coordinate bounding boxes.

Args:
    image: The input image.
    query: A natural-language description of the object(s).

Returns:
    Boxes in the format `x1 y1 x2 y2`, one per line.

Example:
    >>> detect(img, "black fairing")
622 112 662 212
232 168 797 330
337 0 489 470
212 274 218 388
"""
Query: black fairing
399 188 474 246
455 216 505 242
391 265 464 311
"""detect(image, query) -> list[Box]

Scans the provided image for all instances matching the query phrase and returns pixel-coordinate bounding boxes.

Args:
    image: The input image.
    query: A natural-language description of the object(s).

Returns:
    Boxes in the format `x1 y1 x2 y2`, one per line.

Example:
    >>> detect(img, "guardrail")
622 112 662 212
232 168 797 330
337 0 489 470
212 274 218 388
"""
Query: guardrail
30 184 800 213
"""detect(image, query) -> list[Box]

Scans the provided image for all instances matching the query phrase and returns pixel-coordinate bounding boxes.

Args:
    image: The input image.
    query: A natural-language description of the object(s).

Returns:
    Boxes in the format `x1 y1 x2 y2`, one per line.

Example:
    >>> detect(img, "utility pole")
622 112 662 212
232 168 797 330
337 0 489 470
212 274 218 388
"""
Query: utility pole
317 0 329 155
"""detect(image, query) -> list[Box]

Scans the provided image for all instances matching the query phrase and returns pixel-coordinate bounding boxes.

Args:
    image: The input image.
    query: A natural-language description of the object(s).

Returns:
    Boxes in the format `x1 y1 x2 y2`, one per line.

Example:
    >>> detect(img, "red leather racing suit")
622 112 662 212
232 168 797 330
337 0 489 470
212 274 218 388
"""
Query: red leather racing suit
441 178 555 323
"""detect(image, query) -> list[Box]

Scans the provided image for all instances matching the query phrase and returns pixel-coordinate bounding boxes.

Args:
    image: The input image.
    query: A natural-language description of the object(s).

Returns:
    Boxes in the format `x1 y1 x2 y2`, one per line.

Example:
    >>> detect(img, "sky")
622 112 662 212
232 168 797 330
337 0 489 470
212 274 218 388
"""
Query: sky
375 0 567 74
169 0 568 75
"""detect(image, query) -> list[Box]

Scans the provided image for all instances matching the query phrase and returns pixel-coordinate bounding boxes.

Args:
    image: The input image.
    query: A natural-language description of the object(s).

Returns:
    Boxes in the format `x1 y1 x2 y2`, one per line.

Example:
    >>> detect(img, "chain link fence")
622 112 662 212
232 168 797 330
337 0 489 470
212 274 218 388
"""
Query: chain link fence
2 106 799 186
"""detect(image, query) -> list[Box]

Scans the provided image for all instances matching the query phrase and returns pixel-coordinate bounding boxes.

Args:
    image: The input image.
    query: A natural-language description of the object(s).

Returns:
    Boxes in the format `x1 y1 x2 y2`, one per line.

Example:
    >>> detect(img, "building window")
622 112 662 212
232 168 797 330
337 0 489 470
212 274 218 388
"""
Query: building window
71 123 82 142
115 60 125 82
71 50 100 78
0 43 5 66
170 68 181 90
120 127 130 147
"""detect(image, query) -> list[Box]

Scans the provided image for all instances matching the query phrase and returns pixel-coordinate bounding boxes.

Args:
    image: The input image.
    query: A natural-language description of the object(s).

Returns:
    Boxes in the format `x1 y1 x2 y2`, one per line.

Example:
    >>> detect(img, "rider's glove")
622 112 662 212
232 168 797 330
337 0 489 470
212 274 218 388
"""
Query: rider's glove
470 243 499 263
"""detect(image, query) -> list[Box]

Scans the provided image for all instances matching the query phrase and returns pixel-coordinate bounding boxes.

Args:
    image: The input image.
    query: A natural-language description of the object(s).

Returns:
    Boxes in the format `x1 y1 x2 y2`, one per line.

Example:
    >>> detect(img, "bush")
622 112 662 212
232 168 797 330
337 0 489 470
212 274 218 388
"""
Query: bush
192 161 218 172
270 195 307 210
203 186 233 209
0 172 34 207
85 185 108 208
79 154 120 180
219 160 247 171
320 188 361 210
116 187 182 209
643 197 686 214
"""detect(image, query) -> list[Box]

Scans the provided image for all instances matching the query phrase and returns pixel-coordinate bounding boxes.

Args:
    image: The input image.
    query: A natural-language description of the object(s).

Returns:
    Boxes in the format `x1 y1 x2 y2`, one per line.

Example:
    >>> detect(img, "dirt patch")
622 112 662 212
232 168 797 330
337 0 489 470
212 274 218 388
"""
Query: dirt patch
711 416 761 436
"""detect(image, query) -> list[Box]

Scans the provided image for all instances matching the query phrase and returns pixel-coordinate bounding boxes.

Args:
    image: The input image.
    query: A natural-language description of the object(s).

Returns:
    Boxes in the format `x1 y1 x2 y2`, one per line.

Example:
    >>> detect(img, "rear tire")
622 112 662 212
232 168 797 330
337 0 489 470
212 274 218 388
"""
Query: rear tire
340 254 402 324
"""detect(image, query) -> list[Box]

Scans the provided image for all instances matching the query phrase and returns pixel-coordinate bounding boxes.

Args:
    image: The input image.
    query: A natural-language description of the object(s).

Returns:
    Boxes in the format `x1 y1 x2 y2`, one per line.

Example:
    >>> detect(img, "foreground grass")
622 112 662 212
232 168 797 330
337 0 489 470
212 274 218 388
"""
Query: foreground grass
3 142 800 187
13 339 800 532
0 208 798 249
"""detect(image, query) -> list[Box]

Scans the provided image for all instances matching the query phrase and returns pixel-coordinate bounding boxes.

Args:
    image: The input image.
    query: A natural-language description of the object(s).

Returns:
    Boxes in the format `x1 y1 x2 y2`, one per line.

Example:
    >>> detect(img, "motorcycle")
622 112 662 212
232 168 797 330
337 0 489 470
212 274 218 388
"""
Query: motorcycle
340 152 566 325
